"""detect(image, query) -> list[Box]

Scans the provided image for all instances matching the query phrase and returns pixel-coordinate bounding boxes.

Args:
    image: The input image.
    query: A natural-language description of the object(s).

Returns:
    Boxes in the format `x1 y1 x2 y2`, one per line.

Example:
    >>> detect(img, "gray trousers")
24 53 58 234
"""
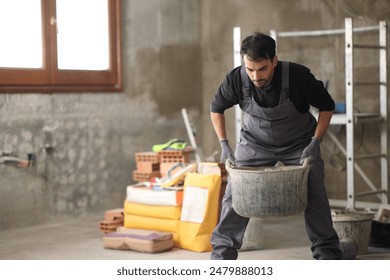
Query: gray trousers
210 146 342 260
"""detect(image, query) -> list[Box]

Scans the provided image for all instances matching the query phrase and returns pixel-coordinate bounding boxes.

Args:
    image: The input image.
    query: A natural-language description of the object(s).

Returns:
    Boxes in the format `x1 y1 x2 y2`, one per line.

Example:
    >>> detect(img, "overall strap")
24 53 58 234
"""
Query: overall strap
240 65 251 97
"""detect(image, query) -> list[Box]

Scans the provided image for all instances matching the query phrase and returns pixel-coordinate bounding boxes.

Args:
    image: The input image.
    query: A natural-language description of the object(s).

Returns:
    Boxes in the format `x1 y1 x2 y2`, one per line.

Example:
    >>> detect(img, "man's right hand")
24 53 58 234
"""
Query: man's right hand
219 139 235 163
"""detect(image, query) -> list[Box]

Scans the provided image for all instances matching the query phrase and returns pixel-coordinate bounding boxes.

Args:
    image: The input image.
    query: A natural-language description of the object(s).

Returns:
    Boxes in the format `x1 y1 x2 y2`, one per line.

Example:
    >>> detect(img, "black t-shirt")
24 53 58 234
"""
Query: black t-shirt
210 61 335 114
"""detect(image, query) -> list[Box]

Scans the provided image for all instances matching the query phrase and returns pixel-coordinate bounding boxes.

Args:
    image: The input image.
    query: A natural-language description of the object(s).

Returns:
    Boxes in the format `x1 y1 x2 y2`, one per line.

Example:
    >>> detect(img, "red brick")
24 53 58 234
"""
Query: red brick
135 152 160 163
136 161 160 173
132 170 161 182
159 150 192 163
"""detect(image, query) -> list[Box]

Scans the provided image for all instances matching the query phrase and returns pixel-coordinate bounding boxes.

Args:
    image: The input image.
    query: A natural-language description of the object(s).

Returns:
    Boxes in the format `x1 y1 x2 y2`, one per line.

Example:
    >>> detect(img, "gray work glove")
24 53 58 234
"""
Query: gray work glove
300 137 321 164
220 139 235 164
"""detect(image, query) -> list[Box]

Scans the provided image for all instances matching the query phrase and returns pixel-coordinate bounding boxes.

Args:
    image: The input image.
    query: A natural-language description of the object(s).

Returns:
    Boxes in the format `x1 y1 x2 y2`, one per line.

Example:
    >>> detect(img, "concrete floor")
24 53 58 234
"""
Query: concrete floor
0 214 389 260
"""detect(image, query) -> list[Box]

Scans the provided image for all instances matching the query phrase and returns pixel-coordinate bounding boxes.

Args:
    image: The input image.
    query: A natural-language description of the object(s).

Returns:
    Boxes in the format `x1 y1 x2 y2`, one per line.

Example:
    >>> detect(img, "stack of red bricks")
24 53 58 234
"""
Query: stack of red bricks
159 150 191 177
132 149 193 182
132 152 161 182
99 208 124 234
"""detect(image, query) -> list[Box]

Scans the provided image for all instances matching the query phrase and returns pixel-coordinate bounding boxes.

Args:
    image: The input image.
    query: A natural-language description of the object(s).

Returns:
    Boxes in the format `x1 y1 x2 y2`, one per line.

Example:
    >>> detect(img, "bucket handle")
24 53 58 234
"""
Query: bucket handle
225 158 234 171
302 157 310 168
226 157 310 171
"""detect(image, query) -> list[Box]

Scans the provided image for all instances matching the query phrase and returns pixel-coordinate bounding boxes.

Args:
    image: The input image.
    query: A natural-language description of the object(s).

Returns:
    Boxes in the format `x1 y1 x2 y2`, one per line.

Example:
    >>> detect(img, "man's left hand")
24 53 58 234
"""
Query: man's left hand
300 137 321 164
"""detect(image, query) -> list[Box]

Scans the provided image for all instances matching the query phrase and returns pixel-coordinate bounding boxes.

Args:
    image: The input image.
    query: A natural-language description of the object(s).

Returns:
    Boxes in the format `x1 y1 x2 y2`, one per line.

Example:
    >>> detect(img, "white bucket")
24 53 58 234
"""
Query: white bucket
240 218 263 251
332 210 375 255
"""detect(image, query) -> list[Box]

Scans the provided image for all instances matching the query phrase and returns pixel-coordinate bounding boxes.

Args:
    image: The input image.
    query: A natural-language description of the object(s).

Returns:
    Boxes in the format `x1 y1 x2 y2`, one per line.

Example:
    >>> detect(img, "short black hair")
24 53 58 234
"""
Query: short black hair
240 32 276 61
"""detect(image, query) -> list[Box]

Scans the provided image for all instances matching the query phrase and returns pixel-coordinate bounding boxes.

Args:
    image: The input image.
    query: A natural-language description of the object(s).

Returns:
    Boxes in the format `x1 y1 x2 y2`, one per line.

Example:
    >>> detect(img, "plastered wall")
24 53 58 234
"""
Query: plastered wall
1 0 390 230
0 0 202 229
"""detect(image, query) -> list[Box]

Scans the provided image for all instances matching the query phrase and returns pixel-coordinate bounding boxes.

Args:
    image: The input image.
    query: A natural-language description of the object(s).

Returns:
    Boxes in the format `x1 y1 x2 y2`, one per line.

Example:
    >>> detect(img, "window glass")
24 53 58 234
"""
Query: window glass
56 0 110 70
0 0 43 69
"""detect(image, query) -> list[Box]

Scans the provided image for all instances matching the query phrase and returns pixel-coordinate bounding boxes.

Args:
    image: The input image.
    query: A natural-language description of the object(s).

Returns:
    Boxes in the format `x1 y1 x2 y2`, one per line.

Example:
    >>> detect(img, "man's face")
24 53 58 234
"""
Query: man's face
243 55 278 88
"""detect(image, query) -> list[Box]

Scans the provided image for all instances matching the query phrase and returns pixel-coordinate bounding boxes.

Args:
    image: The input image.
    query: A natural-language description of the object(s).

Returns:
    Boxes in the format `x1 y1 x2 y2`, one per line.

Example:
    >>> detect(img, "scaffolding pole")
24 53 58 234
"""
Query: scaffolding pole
233 27 242 144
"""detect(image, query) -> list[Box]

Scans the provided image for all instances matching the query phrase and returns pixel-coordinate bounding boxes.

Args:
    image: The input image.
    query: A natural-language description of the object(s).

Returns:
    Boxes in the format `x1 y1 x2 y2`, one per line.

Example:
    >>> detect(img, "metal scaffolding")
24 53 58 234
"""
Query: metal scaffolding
268 18 388 210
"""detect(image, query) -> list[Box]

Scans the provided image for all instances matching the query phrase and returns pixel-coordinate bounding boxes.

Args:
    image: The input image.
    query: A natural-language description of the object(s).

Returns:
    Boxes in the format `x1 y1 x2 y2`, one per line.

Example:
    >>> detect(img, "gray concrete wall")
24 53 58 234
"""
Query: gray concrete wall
0 0 202 229
1 0 390 230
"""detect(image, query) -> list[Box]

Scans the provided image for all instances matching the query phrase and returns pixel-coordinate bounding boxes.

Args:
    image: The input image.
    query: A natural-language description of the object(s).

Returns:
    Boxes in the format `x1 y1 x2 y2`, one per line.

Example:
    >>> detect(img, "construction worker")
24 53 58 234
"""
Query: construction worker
210 32 355 260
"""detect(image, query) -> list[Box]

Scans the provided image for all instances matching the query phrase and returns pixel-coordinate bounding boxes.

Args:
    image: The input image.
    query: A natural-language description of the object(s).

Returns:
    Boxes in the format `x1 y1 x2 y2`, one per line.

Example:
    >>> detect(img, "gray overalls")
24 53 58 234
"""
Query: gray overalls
210 62 342 260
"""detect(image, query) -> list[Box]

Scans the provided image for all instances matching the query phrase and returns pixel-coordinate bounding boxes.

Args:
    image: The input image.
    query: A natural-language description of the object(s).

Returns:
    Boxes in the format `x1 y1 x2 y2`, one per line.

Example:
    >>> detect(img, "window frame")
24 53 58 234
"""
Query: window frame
0 0 122 93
